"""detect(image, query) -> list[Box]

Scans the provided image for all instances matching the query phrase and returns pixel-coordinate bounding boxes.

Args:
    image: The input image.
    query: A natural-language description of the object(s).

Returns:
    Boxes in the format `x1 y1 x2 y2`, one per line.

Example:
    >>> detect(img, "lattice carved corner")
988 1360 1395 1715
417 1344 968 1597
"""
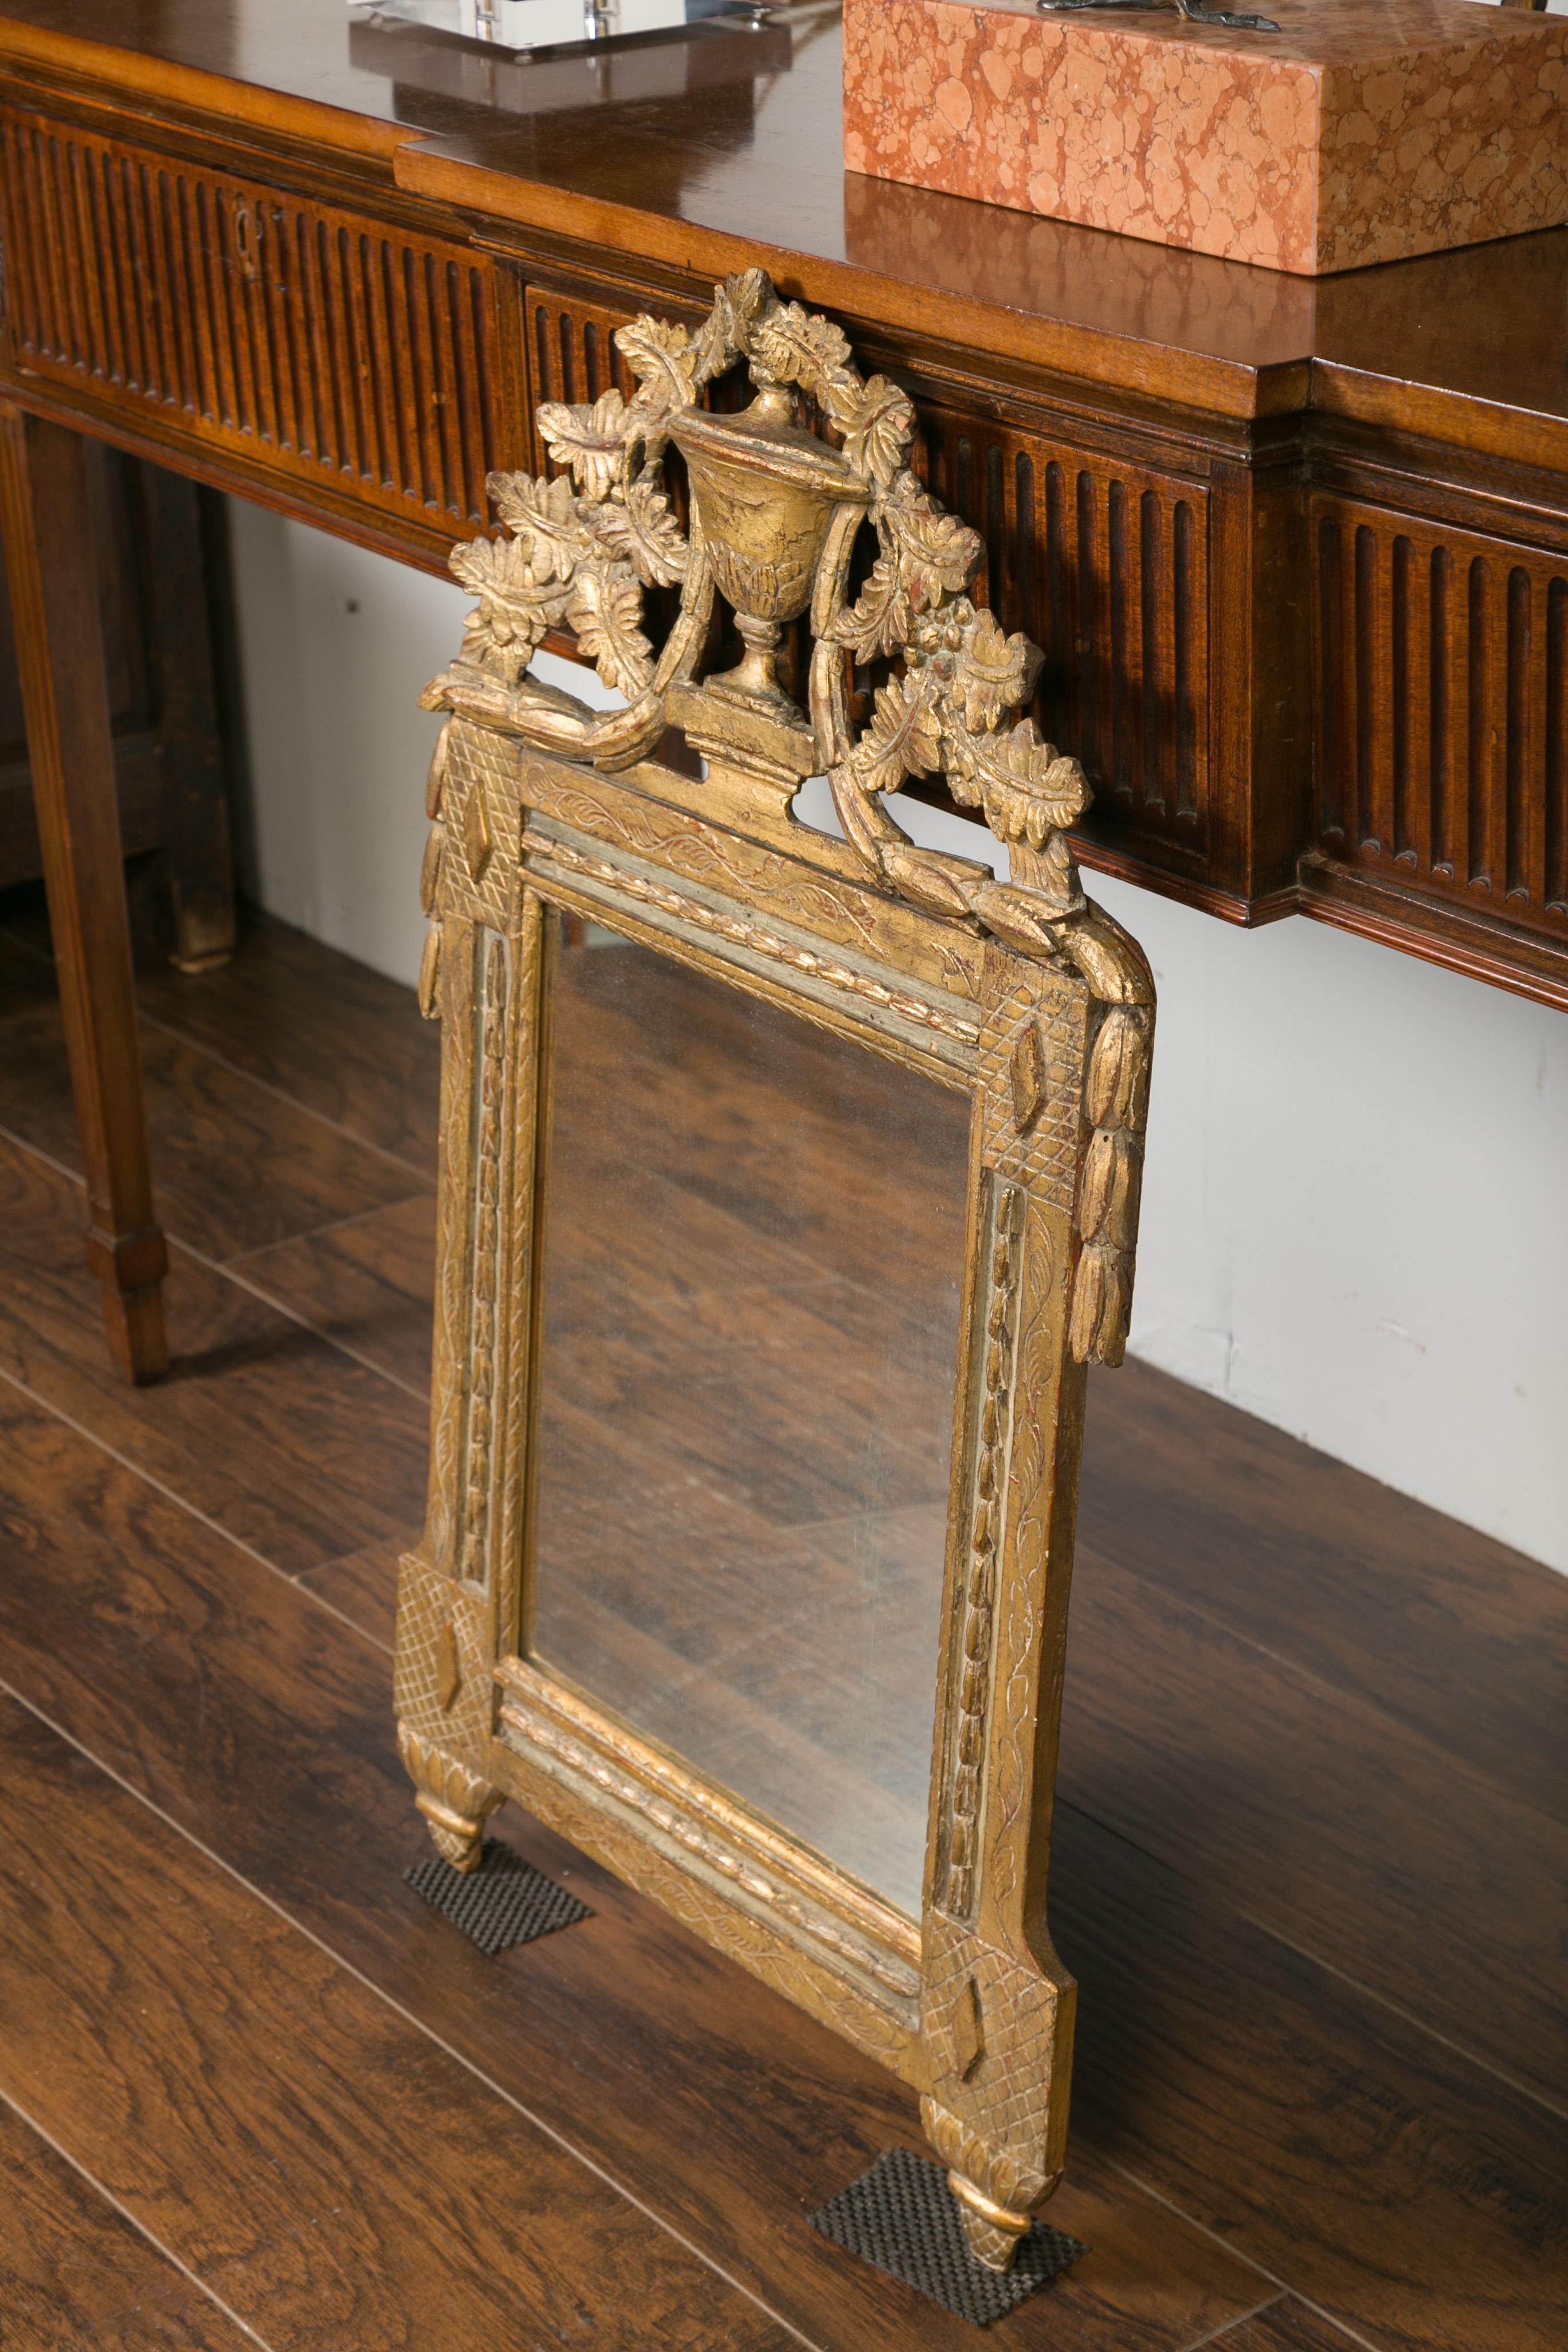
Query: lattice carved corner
920 1915 1071 2271
395 1555 504 1875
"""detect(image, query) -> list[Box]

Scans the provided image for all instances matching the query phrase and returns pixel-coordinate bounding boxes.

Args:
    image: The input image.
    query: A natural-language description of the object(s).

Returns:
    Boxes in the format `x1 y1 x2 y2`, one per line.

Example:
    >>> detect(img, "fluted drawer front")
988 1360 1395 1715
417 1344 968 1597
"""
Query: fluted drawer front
1315 495 1568 930
0 108 502 528
918 410 1209 853
526 284 647 430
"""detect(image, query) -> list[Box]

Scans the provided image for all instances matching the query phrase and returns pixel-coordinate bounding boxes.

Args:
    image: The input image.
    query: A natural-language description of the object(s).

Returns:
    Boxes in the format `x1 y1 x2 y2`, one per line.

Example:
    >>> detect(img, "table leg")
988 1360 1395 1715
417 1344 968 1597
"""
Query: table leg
142 466 236 974
0 403 169 1382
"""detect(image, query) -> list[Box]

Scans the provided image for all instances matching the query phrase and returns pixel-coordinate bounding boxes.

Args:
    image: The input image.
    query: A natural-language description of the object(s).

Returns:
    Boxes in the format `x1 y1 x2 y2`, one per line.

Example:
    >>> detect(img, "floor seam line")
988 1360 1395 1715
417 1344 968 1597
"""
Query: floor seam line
1084 2149 1285 2296
9 1318 1554 2154
0 932 436 1182
168 1237 432 1405
5 1284 1559 2177
0 1122 432 1398
0 2084 282 2351
1055 1797 1568 2127
0 1675 829 2352
1092 2153 1405 2352
1284 2294 1396 2352
293 1558 397 1658
1171 2290 1287 2351
1075 1535 1568 1840
0 1114 102 1195
220 1192 433 1267
132 997 437 1183
0 1362 395 1659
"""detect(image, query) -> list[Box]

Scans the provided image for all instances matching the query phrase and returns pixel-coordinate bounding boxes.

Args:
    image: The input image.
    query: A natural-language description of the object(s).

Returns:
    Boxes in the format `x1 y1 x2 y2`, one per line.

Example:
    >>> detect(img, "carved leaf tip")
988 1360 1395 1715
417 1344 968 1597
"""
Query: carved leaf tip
612 312 699 413
487 471 590 581
586 472 689 589
826 548 910 661
750 298 853 397
841 374 916 489
950 607 1040 733
536 387 634 500
1085 1007 1151 1130
854 671 943 797
444 530 569 684
1068 1241 1130 1365
566 566 654 696
885 487 984 610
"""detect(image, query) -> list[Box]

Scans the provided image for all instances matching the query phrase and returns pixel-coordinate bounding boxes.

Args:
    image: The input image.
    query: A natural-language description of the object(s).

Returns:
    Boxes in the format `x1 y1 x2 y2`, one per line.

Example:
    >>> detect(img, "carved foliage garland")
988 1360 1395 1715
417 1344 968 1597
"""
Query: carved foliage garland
422 275 1157 1358
434 276 771 728
421 268 1107 967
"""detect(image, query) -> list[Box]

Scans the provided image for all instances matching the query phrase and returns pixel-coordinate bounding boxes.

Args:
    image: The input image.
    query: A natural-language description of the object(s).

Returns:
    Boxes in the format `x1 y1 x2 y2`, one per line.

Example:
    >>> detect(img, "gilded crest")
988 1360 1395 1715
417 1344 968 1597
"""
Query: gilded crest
422 268 1134 983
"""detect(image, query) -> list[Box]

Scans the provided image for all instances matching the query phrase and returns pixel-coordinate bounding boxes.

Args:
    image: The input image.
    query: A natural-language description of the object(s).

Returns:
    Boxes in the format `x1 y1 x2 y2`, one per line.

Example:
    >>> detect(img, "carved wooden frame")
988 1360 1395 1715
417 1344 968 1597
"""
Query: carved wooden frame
394 271 1155 2272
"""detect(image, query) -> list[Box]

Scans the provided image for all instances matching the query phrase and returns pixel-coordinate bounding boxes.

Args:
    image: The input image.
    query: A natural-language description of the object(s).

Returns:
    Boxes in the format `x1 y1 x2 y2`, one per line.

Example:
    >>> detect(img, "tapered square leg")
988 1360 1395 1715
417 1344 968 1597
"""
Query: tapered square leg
141 466 236 975
0 404 168 1382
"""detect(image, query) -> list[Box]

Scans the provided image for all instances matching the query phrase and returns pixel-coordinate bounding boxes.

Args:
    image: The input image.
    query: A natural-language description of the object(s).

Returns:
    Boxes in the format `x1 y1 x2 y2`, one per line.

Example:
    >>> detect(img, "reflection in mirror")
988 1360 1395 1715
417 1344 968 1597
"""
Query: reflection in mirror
528 916 973 1916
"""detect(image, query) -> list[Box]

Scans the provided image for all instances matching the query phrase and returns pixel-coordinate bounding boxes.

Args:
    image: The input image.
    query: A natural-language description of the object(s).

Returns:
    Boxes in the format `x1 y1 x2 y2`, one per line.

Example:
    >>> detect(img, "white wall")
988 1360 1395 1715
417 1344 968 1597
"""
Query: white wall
226 501 463 986
228 504 1568 1577
1090 873 1567 1577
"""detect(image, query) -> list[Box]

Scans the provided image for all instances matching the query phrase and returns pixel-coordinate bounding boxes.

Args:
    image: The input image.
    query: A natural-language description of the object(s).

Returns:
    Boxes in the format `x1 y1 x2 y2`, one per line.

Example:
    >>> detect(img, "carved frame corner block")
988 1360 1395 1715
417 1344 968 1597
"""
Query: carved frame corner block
394 270 1155 2268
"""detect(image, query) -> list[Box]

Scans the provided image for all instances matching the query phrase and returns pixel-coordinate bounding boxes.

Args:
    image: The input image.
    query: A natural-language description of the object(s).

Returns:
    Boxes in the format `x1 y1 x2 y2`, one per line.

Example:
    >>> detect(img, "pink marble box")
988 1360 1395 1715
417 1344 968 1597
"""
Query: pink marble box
842 0 1568 274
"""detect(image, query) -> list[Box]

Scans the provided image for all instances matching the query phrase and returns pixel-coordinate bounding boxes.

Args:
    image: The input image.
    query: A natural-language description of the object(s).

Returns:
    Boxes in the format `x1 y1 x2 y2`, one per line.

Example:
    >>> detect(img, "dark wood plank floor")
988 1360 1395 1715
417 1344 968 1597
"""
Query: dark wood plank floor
0 884 1562 2352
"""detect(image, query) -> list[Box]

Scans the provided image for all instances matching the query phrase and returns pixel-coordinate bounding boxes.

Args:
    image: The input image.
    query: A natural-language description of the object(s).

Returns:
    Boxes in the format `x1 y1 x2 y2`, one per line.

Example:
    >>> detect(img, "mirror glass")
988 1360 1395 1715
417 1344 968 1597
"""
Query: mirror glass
527 916 973 1916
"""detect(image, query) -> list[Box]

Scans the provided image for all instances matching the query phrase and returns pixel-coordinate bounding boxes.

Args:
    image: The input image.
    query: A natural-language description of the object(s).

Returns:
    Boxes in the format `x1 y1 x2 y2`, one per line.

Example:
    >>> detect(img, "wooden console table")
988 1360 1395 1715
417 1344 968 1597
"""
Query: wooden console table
0 0 1563 1377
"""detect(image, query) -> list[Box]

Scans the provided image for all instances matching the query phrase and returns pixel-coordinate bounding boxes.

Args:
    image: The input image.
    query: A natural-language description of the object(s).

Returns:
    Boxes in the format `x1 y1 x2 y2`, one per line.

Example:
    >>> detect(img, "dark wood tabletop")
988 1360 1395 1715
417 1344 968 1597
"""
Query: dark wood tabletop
0 0 1565 452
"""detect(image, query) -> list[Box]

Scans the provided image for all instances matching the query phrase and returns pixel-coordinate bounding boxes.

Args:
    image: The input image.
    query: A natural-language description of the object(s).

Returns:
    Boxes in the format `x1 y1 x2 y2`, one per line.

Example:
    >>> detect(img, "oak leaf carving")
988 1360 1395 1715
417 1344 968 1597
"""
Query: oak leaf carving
854 671 943 796
947 721 1089 848
612 314 699 415
953 608 1041 733
840 375 915 490
885 487 983 610
751 299 853 394
537 388 633 500
486 471 591 582
448 532 566 678
566 566 654 695
586 471 689 589
829 548 911 662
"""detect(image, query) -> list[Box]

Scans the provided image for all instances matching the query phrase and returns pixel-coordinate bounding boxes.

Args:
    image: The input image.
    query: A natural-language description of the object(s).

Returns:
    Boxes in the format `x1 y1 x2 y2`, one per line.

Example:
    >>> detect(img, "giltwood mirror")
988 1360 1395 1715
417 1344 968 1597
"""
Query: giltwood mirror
394 271 1154 2272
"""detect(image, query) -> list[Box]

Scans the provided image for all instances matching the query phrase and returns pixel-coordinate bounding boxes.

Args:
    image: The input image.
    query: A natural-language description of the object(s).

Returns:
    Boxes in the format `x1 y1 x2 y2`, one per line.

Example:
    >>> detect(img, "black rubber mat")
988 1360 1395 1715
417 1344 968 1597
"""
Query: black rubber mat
809 2146 1087 2326
405 1837 591 1957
